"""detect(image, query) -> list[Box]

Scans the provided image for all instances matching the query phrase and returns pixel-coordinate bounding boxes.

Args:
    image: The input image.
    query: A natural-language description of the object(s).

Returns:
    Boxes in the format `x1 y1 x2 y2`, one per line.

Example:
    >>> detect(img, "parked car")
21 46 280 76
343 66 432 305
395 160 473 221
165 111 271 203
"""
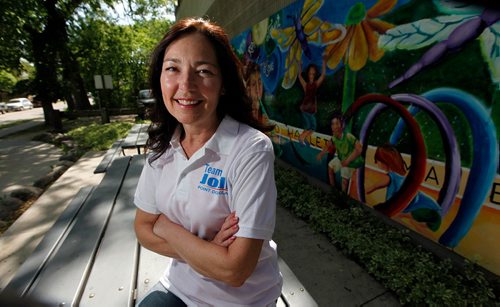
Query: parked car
7 98 33 111
0 102 6 114
137 89 156 107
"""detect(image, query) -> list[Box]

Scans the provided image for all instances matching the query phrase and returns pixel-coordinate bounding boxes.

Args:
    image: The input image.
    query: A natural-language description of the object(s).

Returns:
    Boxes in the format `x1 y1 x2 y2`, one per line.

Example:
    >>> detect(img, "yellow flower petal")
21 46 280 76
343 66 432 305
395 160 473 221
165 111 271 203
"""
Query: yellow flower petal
367 0 397 18
362 21 385 62
325 28 354 69
347 24 368 71
366 19 394 34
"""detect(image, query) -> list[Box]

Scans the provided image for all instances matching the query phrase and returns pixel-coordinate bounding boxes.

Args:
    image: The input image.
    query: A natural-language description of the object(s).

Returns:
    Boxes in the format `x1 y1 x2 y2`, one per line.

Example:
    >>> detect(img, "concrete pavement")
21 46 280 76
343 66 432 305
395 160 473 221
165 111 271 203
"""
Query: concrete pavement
0 150 105 290
0 122 401 306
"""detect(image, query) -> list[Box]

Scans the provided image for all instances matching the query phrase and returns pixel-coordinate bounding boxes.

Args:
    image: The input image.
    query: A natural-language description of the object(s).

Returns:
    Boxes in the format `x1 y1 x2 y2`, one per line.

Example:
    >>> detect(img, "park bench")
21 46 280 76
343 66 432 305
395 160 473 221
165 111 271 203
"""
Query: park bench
95 122 149 173
121 123 149 155
3 155 317 306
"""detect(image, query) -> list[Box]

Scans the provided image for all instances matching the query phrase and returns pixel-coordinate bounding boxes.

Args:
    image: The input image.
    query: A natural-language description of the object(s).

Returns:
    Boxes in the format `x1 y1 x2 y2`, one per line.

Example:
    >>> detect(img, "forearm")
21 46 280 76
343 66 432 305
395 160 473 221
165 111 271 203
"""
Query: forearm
154 219 261 287
134 215 182 259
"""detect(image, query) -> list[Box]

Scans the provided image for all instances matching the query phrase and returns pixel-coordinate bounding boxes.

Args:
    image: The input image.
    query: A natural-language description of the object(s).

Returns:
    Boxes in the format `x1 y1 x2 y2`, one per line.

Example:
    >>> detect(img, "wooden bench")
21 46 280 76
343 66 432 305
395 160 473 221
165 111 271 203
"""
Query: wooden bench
121 123 149 155
3 155 317 306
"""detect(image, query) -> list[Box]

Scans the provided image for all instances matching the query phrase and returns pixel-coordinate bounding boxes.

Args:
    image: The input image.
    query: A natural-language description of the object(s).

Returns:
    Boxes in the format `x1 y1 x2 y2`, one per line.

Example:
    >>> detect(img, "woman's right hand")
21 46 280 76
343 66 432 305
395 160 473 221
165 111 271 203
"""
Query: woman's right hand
211 212 239 247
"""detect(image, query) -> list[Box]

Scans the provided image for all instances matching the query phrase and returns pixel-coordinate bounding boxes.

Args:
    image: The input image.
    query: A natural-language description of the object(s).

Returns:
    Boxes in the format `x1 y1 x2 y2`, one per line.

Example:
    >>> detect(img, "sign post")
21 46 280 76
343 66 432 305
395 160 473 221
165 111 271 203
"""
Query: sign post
94 74 113 123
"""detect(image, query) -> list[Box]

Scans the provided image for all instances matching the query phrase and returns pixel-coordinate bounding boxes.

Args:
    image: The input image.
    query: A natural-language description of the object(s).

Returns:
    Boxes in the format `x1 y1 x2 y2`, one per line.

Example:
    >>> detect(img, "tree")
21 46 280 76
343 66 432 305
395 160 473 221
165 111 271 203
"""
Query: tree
71 17 171 108
0 0 174 127
0 70 17 100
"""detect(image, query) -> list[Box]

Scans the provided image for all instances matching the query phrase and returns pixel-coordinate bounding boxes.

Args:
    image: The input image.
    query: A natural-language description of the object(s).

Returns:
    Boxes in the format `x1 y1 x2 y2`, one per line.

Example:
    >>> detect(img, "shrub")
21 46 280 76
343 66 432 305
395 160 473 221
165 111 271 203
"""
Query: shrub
275 163 497 306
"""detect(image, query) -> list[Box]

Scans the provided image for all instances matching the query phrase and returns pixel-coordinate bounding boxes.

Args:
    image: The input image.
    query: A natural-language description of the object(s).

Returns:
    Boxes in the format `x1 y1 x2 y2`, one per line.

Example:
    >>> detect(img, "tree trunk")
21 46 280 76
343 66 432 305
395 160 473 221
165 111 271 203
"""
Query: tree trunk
26 24 59 128
50 1 91 111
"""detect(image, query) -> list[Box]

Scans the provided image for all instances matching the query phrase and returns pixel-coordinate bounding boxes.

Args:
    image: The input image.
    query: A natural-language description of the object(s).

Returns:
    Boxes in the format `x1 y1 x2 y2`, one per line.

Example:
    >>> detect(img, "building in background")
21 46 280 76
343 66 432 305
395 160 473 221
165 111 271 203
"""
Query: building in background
175 0 295 38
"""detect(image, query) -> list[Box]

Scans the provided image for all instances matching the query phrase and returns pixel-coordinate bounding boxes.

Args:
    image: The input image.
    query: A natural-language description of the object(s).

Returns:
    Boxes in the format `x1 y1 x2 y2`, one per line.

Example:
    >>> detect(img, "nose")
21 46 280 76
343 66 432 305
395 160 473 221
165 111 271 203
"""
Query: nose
178 69 197 91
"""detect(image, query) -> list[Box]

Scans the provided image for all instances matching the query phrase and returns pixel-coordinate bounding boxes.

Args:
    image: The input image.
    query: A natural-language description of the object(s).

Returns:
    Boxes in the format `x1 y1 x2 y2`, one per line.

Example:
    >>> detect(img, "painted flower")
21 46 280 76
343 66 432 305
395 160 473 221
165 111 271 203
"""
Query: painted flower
325 0 397 71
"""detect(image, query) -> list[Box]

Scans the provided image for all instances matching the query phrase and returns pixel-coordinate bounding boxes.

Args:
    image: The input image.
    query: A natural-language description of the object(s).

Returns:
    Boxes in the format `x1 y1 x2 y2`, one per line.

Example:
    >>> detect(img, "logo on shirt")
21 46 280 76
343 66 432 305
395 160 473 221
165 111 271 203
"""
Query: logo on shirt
198 164 228 196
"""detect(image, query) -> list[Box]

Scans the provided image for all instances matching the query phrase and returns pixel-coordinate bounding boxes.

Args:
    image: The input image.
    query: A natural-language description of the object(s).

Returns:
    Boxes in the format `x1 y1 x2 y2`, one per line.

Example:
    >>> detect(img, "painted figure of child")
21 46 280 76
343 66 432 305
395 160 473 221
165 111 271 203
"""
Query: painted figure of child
316 112 364 192
366 144 442 231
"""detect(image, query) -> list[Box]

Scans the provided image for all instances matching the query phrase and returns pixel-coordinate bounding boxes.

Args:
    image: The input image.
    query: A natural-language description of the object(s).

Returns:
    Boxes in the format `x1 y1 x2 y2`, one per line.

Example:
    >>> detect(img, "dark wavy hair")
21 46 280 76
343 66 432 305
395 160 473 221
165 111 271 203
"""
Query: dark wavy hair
146 17 274 163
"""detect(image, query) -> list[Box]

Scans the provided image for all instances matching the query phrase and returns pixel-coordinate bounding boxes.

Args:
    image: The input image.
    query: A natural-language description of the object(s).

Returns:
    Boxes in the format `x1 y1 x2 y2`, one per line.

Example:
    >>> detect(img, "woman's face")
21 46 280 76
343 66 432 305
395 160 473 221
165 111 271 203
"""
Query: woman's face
160 32 223 130
307 66 317 82
247 72 263 102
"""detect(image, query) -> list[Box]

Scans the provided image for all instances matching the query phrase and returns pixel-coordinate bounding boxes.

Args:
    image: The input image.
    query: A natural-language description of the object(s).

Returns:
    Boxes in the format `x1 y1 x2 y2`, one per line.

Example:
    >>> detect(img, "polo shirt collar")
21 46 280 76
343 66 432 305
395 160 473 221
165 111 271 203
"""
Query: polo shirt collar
204 116 239 155
168 115 239 156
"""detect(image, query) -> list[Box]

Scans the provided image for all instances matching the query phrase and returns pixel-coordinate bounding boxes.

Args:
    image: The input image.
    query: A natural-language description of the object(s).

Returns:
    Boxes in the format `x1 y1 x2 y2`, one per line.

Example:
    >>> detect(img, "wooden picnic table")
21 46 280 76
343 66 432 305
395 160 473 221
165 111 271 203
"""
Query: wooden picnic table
3 155 317 306
121 123 149 155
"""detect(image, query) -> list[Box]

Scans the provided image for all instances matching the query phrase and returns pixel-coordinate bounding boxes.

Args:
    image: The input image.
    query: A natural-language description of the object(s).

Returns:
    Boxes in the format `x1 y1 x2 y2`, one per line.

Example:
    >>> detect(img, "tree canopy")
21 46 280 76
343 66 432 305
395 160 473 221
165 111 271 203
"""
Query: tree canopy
0 0 173 115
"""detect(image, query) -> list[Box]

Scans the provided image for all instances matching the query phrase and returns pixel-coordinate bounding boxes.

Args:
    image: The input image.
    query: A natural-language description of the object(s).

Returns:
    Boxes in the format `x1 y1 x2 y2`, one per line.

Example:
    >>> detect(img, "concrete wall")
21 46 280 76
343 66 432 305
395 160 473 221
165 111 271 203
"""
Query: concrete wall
175 0 295 38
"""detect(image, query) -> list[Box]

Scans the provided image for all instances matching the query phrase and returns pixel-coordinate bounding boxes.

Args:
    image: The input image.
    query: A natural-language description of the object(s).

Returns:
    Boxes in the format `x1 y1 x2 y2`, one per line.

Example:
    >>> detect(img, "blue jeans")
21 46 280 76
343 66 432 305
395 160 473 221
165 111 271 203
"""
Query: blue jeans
137 282 186 307
301 112 317 131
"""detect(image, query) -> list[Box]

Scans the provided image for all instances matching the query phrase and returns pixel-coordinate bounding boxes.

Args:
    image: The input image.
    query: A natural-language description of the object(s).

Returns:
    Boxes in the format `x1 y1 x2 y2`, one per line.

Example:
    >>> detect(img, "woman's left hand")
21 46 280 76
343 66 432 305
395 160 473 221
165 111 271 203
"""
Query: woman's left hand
211 212 239 247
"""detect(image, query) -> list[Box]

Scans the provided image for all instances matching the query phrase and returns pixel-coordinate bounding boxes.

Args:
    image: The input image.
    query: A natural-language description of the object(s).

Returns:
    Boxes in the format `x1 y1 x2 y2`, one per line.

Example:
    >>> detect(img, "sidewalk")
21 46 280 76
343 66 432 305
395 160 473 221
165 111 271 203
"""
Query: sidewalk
0 123 401 306
0 150 105 290
274 205 400 306
0 119 45 139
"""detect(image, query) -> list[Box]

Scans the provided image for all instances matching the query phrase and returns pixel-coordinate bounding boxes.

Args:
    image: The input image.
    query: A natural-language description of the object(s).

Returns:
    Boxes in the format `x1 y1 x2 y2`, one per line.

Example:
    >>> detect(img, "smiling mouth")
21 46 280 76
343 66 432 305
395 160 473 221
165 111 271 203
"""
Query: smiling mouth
175 99 202 106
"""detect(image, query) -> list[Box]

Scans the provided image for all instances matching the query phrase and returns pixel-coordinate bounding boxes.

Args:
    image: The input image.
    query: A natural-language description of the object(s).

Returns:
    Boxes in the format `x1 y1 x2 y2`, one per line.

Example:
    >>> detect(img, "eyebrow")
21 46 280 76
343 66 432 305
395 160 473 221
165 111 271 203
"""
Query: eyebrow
163 58 218 67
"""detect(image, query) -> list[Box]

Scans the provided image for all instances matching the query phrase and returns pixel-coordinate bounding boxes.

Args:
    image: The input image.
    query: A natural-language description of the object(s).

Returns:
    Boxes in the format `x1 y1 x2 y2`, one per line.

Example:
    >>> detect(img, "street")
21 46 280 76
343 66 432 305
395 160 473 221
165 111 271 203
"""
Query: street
0 102 67 125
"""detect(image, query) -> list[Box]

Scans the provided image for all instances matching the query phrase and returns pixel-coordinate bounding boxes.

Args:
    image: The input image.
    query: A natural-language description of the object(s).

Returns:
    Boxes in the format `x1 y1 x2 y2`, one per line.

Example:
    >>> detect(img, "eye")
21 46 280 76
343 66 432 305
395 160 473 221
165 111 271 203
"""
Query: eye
198 69 214 76
164 66 177 72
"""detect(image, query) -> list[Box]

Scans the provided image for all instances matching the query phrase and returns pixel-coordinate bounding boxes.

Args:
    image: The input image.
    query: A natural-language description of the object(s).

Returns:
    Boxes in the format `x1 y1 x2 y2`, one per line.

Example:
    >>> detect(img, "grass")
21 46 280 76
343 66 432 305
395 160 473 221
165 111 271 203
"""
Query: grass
66 121 133 151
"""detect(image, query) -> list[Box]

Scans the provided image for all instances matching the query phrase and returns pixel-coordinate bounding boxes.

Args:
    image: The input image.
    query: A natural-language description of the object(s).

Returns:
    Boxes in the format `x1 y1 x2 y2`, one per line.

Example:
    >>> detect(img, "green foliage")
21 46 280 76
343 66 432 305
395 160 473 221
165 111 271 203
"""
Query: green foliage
274 164 498 306
0 70 17 94
71 17 171 108
1 0 173 107
66 121 133 151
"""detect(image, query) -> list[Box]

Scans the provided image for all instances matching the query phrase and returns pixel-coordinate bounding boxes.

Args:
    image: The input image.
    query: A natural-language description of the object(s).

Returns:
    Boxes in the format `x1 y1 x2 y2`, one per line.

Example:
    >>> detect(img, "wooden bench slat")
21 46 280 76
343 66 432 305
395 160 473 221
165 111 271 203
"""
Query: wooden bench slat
3 186 94 297
94 139 123 173
80 155 146 307
135 248 172 302
277 295 289 307
121 124 142 151
26 157 132 306
278 258 317 307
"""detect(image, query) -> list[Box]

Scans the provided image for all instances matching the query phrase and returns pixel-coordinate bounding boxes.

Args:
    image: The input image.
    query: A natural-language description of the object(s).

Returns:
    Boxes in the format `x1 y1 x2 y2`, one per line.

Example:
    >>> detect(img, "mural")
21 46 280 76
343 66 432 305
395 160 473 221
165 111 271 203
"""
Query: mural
231 0 500 275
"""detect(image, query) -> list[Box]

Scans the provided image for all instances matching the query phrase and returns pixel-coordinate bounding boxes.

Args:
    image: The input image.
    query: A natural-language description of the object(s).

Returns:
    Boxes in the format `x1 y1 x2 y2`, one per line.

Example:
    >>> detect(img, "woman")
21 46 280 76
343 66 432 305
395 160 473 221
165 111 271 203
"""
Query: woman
134 18 282 306
297 57 326 145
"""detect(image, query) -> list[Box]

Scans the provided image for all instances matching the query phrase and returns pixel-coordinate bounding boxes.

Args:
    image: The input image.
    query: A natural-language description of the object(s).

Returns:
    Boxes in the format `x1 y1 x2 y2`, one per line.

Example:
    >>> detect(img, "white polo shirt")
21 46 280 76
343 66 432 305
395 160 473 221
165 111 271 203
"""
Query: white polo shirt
134 116 282 306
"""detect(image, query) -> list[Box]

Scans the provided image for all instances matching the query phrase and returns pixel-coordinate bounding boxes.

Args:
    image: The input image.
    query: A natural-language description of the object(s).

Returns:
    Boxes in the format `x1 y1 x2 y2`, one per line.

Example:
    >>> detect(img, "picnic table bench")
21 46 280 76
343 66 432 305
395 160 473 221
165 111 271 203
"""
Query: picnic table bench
121 123 149 155
3 155 317 306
